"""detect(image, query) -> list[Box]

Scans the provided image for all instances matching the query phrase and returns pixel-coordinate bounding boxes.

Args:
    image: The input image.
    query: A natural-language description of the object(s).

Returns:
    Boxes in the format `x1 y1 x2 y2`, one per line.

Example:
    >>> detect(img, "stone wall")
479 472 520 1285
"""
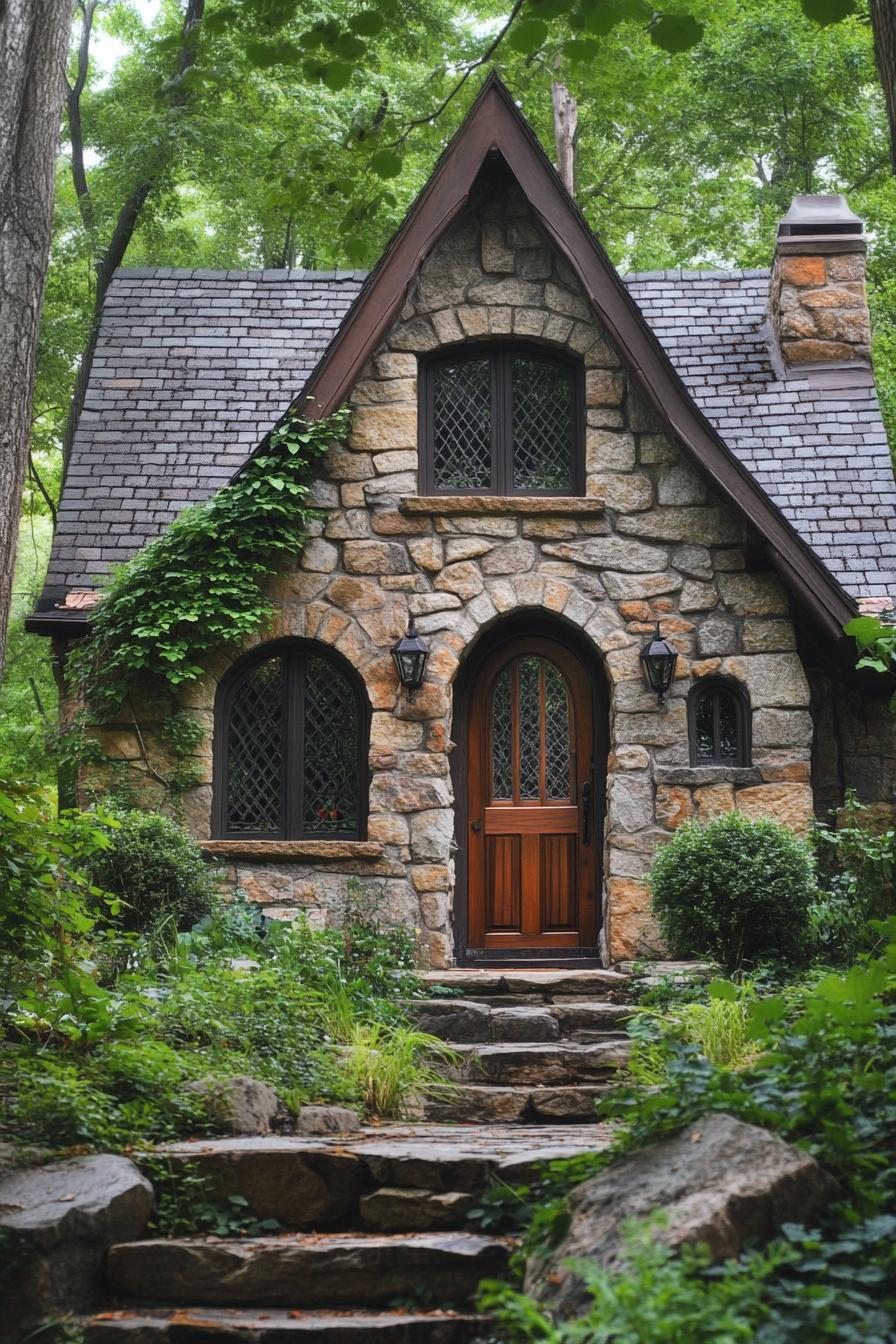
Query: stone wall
82 168 816 966
768 249 870 369
807 662 896 821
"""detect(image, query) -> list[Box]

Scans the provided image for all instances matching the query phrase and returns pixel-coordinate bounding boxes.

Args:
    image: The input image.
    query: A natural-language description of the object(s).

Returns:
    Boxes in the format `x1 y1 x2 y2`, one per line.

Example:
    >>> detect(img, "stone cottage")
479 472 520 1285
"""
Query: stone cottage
30 76 896 967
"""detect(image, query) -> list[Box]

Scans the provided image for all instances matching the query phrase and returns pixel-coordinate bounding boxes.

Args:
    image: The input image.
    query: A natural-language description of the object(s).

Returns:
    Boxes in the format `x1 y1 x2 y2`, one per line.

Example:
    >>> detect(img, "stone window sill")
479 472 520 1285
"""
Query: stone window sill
654 766 763 787
200 840 384 861
400 495 605 516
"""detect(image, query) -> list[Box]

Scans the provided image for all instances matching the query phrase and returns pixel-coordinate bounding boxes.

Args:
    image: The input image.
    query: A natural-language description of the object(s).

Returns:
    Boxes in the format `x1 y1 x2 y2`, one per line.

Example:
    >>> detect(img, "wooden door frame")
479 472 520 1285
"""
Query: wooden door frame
451 612 609 967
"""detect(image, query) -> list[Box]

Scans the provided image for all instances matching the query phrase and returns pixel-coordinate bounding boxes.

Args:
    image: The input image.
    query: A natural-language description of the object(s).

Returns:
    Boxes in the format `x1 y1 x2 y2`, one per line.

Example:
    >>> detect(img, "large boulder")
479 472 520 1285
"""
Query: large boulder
185 1075 280 1135
526 1113 837 1318
0 1154 153 1339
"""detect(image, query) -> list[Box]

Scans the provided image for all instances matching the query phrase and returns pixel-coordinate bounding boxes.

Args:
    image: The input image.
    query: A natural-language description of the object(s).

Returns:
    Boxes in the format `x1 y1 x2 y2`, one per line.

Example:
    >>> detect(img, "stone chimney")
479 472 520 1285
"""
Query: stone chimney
769 194 870 370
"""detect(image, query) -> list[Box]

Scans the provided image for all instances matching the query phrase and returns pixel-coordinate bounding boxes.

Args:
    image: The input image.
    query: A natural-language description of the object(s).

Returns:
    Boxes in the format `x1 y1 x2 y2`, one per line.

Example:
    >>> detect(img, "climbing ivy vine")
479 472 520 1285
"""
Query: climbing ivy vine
845 615 896 711
67 407 351 722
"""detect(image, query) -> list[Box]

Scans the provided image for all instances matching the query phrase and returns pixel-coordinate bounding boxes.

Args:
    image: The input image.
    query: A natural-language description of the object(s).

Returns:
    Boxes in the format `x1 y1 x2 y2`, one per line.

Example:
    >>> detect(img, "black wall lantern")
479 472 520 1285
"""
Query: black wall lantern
640 622 677 704
391 618 429 696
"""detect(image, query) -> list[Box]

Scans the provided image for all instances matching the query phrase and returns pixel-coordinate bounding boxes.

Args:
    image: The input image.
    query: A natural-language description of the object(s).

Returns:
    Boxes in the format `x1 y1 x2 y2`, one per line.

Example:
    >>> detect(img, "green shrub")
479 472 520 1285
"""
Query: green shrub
86 808 219 934
812 793 895 961
476 930 896 1341
649 812 814 969
0 780 116 962
479 1215 896 1344
480 1221 789 1343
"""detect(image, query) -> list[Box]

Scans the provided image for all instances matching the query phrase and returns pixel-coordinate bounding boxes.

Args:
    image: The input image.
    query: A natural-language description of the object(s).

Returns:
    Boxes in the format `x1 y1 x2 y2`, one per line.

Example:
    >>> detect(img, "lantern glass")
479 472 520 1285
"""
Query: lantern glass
640 623 677 703
391 622 429 692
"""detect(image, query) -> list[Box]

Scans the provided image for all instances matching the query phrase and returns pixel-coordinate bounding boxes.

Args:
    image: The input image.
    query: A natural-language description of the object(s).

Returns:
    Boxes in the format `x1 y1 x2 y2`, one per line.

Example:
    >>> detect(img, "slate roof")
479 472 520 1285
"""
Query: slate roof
41 263 896 609
626 267 896 604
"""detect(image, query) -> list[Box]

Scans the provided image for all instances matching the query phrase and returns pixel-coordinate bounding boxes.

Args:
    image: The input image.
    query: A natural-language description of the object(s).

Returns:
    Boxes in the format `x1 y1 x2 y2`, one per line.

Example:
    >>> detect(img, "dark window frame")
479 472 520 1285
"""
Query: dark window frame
687 677 751 767
212 638 370 841
419 342 585 496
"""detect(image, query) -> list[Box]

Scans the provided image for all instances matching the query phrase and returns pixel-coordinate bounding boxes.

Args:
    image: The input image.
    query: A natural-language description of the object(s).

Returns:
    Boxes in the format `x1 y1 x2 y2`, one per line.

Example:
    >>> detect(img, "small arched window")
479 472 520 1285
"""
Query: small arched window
214 642 368 840
421 345 584 495
688 678 750 767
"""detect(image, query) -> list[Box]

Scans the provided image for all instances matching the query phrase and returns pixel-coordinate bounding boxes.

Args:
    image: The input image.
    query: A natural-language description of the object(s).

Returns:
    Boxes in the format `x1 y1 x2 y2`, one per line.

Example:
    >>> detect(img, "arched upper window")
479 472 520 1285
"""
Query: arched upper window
420 345 584 495
688 678 751 767
213 642 368 840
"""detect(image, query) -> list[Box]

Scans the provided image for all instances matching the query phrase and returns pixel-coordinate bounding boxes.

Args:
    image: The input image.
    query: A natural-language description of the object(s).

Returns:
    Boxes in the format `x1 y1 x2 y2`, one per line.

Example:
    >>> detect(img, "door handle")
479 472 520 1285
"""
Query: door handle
581 781 592 846
471 819 483 832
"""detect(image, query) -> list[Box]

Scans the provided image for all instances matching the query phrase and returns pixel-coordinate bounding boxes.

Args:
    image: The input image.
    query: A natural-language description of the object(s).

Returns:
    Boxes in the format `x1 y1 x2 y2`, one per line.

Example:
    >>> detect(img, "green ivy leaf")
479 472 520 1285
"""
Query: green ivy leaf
844 615 886 646
349 11 384 35
332 32 365 60
370 149 403 179
321 60 353 91
649 13 704 51
564 37 601 63
201 6 239 34
801 0 857 24
506 18 549 53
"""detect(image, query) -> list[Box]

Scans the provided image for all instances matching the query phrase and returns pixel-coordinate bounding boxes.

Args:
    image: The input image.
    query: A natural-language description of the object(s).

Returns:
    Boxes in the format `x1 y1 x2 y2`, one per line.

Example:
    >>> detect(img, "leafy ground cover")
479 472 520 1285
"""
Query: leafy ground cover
471 814 896 1340
0 784 445 1156
475 889 896 1341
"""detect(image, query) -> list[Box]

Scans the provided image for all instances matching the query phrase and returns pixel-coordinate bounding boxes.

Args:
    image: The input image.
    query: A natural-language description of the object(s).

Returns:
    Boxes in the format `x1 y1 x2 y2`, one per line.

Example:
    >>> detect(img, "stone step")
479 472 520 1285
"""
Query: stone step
408 998 633 1044
420 1084 614 1125
106 1232 512 1309
421 968 630 1002
359 1186 478 1232
84 1306 486 1341
152 1125 613 1223
442 1040 630 1087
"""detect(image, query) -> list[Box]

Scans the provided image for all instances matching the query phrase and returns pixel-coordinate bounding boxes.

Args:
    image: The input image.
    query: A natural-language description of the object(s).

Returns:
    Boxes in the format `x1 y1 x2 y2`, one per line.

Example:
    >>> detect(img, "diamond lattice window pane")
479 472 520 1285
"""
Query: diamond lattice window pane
718 690 739 761
518 656 542 799
226 656 284 834
491 665 513 801
544 661 572 799
511 358 574 490
433 358 492 489
695 691 715 761
302 656 359 832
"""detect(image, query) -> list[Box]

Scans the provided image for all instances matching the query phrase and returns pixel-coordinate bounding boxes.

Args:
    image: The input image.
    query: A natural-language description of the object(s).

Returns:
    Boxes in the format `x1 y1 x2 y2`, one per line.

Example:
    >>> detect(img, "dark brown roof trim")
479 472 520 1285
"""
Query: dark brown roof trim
286 73 856 641
25 609 90 637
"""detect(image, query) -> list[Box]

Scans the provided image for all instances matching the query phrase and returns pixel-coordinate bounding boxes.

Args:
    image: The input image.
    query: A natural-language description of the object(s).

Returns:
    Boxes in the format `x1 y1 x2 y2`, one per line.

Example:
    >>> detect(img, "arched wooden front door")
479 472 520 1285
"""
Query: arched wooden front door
466 635 600 956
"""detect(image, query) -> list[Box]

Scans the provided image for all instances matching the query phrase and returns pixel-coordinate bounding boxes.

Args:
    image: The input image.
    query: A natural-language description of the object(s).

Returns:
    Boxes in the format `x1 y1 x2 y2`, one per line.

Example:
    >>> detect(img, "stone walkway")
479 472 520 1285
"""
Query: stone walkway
84 969 630 1342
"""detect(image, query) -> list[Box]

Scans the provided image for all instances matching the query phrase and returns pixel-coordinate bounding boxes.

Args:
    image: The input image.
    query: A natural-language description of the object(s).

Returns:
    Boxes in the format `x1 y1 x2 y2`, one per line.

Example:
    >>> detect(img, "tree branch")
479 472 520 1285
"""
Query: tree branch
389 0 526 148
28 448 57 526
65 0 98 236
847 156 890 192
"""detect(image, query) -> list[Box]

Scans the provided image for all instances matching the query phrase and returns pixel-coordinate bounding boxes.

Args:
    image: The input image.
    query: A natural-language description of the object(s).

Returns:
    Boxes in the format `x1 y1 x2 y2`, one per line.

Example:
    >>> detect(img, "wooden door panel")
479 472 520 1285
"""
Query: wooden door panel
541 834 577 931
467 634 601 956
484 805 577 834
485 835 521 932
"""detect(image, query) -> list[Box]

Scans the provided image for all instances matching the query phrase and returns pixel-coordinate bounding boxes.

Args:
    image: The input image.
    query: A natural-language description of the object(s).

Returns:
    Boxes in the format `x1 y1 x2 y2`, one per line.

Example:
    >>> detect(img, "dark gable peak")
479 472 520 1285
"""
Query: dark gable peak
283 73 857 641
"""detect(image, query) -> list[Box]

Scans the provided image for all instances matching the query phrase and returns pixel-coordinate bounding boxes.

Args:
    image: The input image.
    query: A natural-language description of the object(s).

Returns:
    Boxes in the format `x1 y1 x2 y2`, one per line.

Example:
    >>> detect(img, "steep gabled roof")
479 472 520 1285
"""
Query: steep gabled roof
34 263 896 617
34 74 896 642
285 73 858 639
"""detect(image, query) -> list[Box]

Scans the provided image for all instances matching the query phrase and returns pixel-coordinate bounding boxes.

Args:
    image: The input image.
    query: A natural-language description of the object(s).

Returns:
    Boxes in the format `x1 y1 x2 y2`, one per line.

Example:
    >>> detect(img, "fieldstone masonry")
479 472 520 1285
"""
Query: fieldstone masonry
87 170 817 965
768 193 870 369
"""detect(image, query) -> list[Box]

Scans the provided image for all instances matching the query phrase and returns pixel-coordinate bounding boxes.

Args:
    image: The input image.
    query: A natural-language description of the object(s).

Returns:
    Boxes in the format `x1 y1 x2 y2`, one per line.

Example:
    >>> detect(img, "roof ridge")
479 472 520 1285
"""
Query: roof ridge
109 266 369 282
622 266 770 281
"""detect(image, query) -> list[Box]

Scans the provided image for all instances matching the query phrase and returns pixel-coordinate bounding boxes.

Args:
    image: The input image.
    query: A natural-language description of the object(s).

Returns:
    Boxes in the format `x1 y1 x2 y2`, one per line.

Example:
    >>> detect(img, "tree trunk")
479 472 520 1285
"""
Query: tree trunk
871 0 896 174
551 80 578 197
0 0 71 675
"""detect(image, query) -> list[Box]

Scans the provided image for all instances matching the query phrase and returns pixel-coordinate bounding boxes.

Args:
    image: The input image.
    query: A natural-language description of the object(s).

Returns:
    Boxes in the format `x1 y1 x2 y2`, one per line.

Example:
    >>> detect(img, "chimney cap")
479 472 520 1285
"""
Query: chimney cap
777 193 864 239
